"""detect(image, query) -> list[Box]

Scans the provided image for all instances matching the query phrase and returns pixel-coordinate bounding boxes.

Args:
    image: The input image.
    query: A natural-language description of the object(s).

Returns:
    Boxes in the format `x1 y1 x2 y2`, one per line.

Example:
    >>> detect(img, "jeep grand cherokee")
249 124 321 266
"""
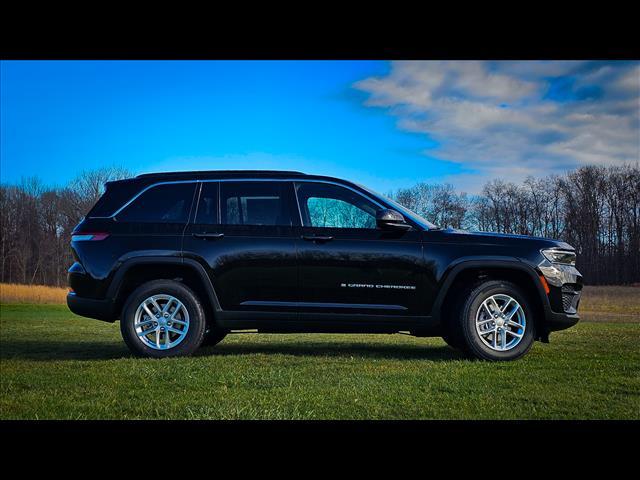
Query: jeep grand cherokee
67 170 582 360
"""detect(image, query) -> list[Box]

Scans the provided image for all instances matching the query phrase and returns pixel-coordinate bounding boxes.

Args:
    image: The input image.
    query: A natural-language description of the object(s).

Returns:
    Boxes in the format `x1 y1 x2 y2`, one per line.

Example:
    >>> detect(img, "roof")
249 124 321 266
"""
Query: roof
135 170 307 180
109 169 366 197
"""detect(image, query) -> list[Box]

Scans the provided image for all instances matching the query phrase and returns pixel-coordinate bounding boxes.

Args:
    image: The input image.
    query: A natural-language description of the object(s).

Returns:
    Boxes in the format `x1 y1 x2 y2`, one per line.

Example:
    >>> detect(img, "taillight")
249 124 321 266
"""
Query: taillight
71 232 110 241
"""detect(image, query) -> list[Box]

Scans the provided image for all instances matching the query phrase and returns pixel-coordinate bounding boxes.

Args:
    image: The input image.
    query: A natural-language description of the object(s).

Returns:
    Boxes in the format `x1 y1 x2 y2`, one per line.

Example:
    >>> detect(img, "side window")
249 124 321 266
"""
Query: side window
116 183 195 224
194 182 219 224
220 181 294 226
296 182 378 229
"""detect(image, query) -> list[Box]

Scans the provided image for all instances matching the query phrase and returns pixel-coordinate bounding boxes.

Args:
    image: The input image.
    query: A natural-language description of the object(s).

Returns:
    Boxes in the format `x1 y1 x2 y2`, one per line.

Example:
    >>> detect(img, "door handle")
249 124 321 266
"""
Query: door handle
301 235 334 242
193 232 225 240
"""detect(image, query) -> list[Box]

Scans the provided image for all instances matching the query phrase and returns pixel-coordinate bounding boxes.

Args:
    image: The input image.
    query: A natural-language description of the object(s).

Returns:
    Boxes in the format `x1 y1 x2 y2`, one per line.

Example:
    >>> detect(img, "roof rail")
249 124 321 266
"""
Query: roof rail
136 170 307 179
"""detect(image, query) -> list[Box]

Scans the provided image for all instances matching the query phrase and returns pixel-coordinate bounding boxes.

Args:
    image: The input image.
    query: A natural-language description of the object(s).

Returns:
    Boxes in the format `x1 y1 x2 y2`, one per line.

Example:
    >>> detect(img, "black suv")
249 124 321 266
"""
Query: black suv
67 170 582 361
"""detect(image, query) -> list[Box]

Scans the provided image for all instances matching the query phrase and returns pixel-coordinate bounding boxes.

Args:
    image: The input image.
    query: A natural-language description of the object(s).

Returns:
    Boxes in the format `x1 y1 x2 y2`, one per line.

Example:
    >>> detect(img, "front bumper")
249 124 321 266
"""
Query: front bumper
538 261 583 333
67 293 117 322
545 310 580 332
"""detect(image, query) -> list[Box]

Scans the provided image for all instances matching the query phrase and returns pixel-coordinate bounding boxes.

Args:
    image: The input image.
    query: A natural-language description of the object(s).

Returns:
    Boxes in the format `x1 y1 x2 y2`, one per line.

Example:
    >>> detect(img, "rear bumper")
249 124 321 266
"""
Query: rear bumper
67 293 117 322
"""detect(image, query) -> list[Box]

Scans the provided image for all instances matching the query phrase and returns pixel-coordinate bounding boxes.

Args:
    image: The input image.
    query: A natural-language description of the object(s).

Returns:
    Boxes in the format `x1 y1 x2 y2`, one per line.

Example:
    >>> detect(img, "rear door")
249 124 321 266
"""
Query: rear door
182 180 300 313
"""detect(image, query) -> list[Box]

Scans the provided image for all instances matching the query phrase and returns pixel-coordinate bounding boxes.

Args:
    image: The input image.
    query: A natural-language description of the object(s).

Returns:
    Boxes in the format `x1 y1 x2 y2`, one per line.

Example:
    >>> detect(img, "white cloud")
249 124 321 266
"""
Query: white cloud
354 61 640 191
616 65 640 92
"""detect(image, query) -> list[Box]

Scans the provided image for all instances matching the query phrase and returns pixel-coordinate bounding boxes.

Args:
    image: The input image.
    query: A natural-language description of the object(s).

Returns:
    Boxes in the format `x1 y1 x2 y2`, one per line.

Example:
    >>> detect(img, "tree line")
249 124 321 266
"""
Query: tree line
1 164 638 286
391 164 640 285
0 167 131 287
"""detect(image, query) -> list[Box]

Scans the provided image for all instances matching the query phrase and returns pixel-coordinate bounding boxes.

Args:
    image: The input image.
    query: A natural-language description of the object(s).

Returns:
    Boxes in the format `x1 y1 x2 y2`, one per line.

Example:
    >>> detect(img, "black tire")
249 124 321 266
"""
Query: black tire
441 332 464 351
454 280 535 361
201 325 227 347
120 280 207 358
441 288 469 352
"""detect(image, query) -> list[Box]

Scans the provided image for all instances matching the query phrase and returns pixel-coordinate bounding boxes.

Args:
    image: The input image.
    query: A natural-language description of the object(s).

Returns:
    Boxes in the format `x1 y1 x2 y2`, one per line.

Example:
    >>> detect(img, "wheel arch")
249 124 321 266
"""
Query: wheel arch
432 258 550 341
108 257 222 325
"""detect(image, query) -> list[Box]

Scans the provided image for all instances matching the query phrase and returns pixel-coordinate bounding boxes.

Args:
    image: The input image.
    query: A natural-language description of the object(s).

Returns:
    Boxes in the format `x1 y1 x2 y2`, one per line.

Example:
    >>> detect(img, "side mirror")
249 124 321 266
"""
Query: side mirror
376 209 412 231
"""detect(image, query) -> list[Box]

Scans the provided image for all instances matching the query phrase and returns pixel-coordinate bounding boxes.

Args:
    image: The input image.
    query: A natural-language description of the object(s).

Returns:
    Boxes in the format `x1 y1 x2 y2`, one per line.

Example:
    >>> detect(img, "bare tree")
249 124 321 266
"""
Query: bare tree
390 164 640 285
0 166 132 286
393 183 471 229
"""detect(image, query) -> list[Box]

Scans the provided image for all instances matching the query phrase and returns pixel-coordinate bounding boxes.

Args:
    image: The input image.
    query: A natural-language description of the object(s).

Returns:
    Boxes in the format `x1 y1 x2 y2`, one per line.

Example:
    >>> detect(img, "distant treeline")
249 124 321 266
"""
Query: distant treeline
0 167 131 288
391 164 640 285
1 164 638 287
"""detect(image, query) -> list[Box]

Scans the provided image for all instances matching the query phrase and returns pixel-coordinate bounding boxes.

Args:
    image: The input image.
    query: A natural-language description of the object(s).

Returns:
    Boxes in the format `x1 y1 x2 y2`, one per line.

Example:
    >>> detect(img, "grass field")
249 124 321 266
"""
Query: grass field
1 297 638 419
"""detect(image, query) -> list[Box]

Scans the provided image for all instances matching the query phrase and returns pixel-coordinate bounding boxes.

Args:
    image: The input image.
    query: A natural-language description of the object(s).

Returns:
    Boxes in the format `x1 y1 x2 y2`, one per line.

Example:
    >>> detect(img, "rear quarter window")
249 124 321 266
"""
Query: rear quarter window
87 181 146 217
115 183 196 223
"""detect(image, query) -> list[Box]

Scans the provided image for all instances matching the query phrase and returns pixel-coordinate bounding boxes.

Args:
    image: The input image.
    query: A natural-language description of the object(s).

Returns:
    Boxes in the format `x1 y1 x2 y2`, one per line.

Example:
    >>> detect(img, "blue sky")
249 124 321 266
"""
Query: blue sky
1 60 638 193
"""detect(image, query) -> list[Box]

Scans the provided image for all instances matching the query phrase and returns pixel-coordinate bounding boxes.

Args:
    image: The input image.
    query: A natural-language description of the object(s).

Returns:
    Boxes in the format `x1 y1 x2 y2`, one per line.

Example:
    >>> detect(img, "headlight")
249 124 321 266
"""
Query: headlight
541 248 576 266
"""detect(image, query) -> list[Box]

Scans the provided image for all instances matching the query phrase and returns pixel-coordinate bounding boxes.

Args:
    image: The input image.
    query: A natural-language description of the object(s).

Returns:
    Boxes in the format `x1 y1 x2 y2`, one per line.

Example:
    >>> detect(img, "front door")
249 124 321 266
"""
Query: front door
295 181 424 317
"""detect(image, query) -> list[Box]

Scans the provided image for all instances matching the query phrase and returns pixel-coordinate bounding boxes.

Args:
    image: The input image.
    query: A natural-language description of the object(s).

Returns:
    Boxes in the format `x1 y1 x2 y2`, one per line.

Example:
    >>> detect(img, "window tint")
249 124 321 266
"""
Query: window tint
220 182 294 226
296 182 377 229
117 183 195 223
87 181 143 218
194 182 219 224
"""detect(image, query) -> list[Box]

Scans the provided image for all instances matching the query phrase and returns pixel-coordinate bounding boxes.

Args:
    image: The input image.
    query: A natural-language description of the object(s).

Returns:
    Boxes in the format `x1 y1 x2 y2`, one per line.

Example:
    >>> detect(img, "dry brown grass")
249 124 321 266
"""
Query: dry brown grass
580 285 640 316
0 283 68 304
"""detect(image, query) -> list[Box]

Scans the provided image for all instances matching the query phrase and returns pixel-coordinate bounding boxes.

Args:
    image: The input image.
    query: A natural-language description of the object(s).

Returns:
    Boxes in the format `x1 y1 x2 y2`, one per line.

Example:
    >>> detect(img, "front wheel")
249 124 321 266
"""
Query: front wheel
120 280 207 358
454 280 535 361
201 326 227 347
441 332 464 350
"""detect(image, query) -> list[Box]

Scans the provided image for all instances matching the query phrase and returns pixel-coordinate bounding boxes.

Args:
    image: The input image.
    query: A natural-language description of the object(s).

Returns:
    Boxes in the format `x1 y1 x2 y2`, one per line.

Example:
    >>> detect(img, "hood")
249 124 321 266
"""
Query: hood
438 228 574 250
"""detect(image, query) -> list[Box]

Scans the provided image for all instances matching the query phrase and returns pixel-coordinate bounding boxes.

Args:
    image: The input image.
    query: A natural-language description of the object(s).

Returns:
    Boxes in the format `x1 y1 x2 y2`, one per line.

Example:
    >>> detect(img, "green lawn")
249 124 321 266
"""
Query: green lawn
1 304 638 419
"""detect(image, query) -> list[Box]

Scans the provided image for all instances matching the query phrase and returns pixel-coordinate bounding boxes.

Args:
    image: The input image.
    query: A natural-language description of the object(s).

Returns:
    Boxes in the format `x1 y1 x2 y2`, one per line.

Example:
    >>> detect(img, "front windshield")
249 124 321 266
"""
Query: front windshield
358 185 440 230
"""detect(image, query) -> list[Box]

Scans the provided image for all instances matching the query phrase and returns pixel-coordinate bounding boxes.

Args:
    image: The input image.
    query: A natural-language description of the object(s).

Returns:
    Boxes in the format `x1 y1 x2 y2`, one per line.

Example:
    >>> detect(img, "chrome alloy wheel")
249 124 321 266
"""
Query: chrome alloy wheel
475 294 526 352
134 294 190 350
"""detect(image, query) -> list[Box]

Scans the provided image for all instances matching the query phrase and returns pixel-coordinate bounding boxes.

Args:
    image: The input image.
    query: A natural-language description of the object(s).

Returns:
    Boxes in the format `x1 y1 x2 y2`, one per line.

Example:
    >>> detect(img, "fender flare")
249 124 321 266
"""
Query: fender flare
430 257 550 321
106 256 222 314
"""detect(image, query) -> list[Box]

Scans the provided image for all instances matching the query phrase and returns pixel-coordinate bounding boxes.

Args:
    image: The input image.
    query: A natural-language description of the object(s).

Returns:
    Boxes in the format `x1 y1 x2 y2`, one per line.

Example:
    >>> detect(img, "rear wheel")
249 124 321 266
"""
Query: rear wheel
454 280 535 361
120 280 207 358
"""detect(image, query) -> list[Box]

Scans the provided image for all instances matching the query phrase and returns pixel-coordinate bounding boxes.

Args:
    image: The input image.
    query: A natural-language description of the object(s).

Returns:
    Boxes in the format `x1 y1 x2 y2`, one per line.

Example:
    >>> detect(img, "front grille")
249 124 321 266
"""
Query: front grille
561 284 581 314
